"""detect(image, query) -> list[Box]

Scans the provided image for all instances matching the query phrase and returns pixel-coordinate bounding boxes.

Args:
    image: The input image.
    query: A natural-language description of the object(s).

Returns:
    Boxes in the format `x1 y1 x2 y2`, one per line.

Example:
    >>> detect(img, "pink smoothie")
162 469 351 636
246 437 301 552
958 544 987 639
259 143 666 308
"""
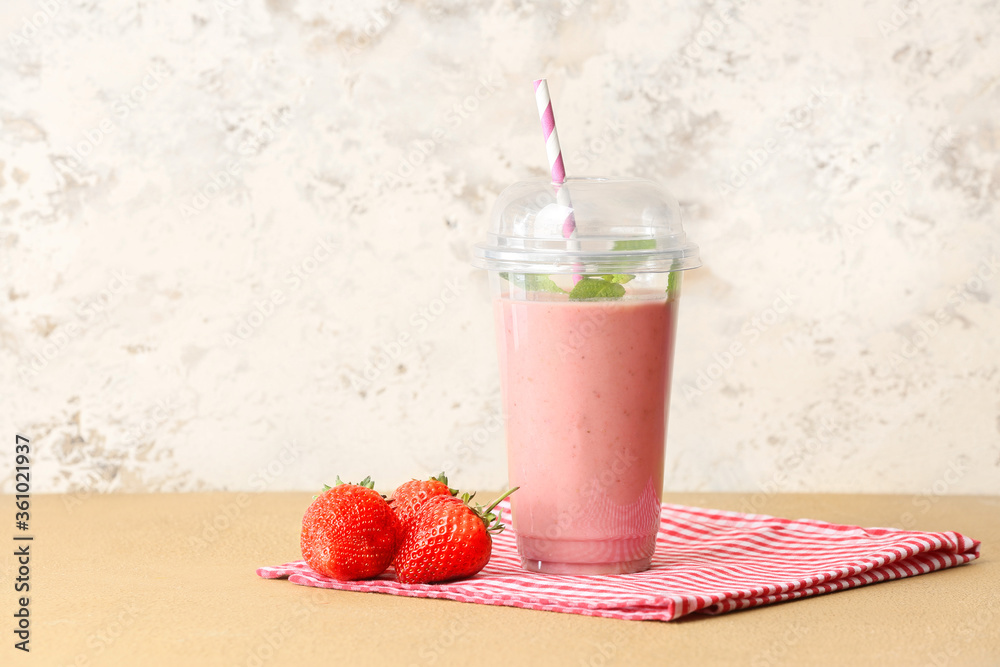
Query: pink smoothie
494 295 679 574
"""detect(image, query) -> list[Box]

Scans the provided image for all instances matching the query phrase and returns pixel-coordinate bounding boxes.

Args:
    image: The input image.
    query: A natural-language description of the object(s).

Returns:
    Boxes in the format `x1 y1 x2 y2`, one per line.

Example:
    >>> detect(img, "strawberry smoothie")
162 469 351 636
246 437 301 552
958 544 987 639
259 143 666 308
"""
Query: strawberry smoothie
495 294 679 574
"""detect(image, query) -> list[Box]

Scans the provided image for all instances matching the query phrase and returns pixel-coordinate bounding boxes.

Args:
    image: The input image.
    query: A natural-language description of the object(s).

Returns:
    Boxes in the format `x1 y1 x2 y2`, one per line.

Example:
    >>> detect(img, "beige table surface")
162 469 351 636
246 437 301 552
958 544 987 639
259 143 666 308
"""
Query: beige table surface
2 492 998 666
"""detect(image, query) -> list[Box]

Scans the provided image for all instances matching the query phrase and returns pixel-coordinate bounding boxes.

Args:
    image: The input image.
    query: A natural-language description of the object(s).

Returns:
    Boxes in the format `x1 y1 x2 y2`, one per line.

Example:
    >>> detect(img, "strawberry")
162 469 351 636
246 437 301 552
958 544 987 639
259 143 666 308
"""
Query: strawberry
394 488 517 584
390 472 457 530
300 476 399 581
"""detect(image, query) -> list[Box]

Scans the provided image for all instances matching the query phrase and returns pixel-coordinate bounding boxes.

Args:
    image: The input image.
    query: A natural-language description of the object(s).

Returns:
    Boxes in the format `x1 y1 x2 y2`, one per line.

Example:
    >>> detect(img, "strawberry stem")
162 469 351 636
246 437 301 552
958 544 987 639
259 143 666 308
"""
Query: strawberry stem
483 487 519 515
473 487 519 534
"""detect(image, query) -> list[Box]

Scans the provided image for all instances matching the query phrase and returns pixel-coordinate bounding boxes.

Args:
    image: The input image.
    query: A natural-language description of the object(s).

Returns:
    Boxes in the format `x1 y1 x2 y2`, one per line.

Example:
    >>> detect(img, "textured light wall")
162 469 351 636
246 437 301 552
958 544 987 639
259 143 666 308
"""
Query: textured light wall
1 0 998 498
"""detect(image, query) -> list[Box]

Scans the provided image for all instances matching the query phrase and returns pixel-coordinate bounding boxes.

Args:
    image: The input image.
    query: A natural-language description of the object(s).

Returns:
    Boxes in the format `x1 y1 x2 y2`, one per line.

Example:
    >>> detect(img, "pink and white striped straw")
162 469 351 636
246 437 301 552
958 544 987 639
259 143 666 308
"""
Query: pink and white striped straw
533 79 577 240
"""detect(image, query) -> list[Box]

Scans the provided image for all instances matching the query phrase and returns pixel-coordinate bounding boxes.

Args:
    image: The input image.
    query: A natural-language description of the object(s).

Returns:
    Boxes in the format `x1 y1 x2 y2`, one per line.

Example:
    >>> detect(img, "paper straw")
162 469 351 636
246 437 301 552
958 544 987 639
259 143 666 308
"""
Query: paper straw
533 79 577 240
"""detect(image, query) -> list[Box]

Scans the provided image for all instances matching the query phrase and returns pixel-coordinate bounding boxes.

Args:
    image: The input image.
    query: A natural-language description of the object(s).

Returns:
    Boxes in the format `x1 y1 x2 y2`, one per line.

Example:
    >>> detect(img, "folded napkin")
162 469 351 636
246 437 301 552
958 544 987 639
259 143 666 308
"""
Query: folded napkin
257 501 980 621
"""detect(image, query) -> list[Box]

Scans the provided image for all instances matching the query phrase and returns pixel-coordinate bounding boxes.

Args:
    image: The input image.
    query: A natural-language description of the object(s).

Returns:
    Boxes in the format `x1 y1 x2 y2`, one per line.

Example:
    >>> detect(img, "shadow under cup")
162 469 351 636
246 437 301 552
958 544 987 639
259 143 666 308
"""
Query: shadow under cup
472 177 700 575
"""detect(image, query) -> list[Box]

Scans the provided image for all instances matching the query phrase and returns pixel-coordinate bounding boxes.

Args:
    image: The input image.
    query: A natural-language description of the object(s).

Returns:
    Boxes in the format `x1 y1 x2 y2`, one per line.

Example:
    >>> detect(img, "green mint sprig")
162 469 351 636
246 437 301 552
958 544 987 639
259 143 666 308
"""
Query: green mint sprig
500 234 681 301
568 274 636 300
666 271 680 298
499 272 565 294
600 274 634 284
501 272 638 301
569 278 624 300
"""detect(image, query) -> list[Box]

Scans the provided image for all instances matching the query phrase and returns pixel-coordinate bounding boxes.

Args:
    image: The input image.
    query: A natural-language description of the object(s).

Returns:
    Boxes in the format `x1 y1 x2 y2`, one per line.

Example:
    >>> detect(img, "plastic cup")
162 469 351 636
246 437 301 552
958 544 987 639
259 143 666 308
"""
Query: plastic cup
472 176 701 575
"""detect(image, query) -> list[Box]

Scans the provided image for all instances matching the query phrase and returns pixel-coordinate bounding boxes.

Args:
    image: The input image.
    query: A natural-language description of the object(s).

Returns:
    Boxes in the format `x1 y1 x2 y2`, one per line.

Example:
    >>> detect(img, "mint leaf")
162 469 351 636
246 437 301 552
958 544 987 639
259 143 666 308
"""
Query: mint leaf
667 271 679 297
569 278 626 300
612 239 656 251
600 274 634 284
499 273 565 294
525 275 565 293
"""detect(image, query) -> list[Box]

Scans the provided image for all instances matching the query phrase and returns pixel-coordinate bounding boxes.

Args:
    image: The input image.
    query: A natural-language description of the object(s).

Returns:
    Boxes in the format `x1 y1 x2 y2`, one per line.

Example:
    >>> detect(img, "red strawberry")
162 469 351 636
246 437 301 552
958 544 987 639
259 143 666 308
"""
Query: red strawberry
390 472 457 529
300 476 399 581
394 488 517 584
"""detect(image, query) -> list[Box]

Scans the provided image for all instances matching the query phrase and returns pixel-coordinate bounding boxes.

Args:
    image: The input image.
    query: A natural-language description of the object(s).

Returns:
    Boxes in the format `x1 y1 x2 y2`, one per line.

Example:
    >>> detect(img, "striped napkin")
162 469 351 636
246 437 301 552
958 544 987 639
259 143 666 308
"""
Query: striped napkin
257 501 980 621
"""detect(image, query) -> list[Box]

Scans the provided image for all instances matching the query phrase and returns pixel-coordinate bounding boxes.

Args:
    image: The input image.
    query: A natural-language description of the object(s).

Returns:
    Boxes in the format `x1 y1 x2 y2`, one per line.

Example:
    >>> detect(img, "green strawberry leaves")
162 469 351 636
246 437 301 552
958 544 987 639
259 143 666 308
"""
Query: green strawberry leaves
430 471 459 497
315 475 375 499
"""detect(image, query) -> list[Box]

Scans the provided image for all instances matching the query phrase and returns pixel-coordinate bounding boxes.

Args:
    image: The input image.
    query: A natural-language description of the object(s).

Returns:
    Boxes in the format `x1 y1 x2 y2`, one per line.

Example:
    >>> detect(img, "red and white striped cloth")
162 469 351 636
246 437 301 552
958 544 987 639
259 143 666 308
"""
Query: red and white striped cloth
257 501 980 621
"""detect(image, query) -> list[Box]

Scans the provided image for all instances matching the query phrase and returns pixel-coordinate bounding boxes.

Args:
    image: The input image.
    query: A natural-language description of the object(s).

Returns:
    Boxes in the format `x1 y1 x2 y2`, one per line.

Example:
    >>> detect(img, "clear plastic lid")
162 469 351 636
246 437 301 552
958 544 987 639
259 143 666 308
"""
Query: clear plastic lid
472 177 701 274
